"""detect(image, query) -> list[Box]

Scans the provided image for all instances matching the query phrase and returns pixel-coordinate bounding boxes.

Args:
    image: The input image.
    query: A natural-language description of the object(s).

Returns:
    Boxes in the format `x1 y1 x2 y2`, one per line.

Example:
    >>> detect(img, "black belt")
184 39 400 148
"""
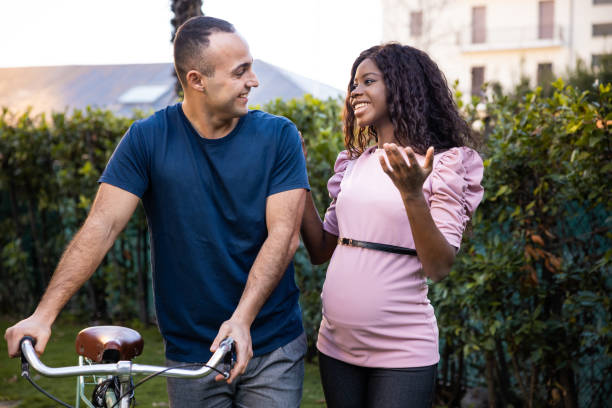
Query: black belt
337 238 418 256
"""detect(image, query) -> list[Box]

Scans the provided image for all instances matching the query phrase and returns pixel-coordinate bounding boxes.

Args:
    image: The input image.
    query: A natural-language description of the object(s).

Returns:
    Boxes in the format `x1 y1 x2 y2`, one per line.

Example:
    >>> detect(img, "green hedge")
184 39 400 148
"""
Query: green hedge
431 80 611 406
0 107 150 322
1 82 610 405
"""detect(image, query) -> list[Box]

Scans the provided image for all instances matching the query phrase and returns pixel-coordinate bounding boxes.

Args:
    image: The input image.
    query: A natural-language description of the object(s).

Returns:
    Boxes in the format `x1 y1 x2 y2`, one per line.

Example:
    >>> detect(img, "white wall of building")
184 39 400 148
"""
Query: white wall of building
381 0 612 97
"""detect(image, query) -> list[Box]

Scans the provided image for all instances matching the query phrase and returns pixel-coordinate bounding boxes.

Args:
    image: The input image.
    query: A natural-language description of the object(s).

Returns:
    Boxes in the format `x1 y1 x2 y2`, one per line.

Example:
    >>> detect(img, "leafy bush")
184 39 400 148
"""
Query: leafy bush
566 54 612 101
0 107 151 321
432 79 611 406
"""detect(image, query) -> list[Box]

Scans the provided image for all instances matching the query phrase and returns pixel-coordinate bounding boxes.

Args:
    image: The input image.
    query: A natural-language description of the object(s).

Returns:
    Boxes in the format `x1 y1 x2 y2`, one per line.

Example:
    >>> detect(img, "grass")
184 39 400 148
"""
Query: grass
1 316 325 407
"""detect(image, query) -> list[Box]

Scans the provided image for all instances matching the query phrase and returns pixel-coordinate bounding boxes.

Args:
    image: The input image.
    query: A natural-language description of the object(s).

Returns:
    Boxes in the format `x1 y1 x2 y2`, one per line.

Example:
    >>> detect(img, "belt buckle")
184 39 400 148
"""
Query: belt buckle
348 238 353 246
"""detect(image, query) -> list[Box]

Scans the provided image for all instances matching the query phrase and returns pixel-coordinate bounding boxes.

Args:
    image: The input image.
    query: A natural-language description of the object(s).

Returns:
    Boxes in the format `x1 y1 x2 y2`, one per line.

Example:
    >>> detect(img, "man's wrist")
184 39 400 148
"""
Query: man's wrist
32 306 58 326
229 309 255 327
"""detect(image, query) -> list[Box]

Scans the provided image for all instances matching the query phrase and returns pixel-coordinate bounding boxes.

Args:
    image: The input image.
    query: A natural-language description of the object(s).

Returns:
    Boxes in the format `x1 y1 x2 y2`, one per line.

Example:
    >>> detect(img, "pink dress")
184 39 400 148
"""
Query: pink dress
317 146 484 368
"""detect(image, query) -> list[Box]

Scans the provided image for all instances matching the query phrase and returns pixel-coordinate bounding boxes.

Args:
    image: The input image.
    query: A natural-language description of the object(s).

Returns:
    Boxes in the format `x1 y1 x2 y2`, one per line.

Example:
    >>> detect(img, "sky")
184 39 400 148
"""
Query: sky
0 0 383 90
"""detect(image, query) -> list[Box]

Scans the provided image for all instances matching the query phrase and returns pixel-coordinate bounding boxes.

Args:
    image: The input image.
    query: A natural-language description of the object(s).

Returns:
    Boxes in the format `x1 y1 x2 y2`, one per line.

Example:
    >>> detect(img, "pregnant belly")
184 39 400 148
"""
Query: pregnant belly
321 247 427 326
322 270 386 325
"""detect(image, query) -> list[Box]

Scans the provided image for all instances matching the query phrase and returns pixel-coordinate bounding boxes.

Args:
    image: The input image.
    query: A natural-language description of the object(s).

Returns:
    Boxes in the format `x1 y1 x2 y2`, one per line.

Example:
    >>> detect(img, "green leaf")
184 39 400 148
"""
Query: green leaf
78 160 93 176
566 120 583 134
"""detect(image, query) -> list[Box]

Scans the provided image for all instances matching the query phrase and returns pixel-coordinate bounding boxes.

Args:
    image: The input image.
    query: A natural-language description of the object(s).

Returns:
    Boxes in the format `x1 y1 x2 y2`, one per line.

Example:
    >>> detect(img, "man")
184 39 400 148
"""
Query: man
5 16 309 407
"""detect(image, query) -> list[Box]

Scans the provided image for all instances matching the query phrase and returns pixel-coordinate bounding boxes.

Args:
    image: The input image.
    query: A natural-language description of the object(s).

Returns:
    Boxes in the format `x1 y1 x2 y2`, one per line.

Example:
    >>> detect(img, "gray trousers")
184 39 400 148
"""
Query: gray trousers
166 332 307 407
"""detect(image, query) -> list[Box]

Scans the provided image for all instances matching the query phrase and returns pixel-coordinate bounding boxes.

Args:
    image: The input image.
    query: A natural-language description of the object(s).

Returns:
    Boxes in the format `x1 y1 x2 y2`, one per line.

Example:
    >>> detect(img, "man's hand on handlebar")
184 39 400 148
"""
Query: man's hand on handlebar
4 315 52 358
210 318 252 384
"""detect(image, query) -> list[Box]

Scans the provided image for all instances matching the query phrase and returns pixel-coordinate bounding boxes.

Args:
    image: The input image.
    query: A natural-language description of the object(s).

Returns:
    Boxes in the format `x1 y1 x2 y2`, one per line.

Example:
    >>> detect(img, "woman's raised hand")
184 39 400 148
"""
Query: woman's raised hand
379 144 434 200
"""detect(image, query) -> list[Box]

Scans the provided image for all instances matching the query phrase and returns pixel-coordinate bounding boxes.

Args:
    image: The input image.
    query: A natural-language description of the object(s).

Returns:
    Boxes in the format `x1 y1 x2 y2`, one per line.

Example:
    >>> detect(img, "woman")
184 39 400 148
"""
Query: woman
300 43 484 407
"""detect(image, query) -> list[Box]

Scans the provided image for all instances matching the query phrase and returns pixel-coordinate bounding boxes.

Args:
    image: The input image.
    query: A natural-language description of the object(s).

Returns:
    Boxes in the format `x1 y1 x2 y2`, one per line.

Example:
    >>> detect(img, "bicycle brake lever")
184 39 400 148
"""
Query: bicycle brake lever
19 336 36 377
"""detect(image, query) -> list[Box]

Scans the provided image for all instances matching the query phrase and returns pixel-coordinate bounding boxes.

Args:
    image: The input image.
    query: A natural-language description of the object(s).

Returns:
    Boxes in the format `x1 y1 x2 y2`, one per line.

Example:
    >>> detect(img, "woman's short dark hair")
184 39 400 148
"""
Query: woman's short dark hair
173 16 235 86
344 43 474 157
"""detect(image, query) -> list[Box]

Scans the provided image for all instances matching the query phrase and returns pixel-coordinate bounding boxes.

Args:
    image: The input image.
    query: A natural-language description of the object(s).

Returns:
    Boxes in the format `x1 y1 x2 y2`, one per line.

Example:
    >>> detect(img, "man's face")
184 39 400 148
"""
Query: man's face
201 32 259 118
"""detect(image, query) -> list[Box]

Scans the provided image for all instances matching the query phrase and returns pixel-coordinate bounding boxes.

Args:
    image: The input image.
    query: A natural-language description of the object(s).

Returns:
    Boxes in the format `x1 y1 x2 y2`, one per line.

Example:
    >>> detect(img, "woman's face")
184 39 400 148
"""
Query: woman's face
349 58 389 128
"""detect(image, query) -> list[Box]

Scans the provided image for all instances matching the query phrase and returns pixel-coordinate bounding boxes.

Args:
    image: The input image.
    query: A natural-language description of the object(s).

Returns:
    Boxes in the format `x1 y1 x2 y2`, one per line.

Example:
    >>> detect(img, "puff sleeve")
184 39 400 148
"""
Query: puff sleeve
322 150 352 236
427 147 484 249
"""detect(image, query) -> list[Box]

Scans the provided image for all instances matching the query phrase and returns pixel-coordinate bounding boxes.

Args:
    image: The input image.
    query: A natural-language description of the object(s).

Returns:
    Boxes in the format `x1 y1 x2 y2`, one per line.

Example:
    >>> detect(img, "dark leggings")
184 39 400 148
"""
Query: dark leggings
318 351 437 408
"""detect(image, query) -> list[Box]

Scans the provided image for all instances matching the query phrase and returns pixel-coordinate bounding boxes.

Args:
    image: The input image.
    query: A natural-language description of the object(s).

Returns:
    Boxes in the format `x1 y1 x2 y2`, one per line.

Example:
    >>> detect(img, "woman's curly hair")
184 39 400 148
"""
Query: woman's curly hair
344 43 474 157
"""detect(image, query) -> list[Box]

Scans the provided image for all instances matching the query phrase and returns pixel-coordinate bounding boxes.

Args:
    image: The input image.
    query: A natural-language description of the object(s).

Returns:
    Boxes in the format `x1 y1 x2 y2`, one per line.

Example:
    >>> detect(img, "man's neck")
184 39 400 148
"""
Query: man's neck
182 99 241 140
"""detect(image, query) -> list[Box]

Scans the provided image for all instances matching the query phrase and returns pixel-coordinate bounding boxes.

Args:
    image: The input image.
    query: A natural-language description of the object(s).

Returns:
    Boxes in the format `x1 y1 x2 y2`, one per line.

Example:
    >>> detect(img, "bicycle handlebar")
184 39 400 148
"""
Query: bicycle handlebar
20 336 234 379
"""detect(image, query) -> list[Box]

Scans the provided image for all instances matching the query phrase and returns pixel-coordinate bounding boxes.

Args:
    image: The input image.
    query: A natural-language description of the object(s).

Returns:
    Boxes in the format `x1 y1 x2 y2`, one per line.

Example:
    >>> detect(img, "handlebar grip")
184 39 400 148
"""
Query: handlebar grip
20 336 37 349
20 336 36 377
219 336 234 350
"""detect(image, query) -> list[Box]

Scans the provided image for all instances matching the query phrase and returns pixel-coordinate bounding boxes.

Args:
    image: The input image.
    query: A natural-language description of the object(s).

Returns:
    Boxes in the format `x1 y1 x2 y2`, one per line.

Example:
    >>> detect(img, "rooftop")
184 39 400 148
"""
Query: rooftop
0 61 343 116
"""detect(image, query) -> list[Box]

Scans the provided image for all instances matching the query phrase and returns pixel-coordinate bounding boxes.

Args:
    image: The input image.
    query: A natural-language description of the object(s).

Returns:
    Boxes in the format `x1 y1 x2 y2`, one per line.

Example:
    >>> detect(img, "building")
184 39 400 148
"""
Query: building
381 0 612 96
0 60 342 117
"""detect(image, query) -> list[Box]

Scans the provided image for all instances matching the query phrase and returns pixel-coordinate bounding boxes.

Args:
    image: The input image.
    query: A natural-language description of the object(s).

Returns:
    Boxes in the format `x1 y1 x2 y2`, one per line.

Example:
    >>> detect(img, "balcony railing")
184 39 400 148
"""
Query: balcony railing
458 24 566 52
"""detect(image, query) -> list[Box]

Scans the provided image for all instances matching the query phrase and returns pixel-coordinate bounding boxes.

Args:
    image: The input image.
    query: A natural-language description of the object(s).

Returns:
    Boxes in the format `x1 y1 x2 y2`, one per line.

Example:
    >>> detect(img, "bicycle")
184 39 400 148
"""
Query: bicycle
19 325 234 408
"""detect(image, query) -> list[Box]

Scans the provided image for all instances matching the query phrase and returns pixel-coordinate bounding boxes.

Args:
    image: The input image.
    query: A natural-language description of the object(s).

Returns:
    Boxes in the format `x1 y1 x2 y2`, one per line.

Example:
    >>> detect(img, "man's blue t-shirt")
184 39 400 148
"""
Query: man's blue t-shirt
99 103 309 362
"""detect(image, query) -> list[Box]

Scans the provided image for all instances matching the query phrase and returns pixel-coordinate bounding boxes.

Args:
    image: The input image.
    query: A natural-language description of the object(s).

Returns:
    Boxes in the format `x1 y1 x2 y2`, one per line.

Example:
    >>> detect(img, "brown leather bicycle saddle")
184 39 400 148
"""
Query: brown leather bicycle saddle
75 326 144 363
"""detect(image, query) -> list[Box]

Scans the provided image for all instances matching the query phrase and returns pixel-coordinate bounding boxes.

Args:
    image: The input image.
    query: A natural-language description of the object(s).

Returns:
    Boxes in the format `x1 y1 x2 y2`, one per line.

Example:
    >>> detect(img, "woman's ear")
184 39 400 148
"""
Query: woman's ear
185 70 206 93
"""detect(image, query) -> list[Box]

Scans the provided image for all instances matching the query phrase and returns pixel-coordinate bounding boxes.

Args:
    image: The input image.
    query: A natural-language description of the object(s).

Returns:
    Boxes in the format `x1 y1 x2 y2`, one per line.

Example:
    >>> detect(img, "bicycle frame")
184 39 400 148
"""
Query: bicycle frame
75 355 134 408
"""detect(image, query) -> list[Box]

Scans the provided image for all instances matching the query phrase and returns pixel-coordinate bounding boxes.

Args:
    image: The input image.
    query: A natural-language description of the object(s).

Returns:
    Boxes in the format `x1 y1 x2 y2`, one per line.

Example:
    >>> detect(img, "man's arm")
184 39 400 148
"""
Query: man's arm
4 183 140 357
210 188 306 383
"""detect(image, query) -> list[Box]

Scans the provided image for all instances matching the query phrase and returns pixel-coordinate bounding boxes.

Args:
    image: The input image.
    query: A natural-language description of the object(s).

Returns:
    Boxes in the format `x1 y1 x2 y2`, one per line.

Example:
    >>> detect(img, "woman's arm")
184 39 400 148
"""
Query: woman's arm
380 144 455 282
298 132 338 265
300 192 337 265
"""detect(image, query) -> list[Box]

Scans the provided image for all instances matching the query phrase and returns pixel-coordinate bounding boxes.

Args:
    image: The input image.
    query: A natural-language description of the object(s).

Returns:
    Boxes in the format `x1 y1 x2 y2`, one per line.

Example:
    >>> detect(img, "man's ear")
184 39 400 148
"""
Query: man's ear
186 70 206 93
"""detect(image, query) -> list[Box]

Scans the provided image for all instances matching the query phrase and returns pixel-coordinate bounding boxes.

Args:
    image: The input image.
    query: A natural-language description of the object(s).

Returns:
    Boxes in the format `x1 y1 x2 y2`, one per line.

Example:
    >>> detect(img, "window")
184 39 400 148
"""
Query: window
537 63 553 85
594 0 612 4
592 54 612 71
593 23 612 36
537 63 554 94
471 6 486 44
471 66 485 96
410 11 423 37
592 54 603 68
539 1 554 39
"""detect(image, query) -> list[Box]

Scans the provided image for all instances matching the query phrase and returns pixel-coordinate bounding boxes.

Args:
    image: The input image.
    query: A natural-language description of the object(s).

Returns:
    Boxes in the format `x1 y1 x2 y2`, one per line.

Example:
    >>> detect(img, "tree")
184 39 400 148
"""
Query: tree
170 0 203 96
565 54 612 102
